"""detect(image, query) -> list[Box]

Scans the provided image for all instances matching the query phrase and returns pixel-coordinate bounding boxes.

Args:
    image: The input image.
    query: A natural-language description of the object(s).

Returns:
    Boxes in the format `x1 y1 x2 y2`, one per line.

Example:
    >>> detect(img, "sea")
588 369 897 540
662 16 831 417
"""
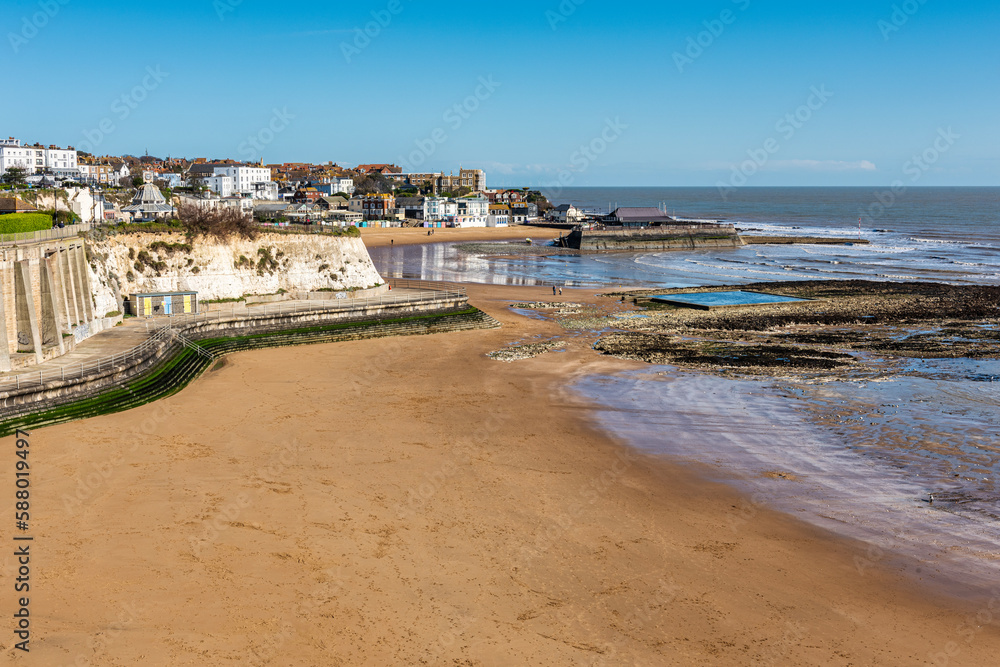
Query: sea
370 186 1000 595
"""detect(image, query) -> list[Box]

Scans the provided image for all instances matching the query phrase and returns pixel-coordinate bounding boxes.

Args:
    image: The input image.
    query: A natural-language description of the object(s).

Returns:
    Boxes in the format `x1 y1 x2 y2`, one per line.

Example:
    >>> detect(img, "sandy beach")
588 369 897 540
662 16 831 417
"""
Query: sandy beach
361 224 563 248
3 280 999 665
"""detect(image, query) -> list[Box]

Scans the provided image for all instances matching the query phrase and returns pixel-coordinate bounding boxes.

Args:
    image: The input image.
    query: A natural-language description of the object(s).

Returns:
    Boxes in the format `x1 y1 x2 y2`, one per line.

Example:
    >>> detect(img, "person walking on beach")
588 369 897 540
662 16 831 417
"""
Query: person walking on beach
552 285 557 296
558 287 563 296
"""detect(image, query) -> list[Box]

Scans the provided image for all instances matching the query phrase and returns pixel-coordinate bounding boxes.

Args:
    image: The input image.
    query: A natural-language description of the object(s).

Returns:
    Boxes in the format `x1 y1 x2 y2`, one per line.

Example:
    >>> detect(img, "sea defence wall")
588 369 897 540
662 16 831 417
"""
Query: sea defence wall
0 228 387 373
0 290 477 415
563 224 743 251
0 236 109 372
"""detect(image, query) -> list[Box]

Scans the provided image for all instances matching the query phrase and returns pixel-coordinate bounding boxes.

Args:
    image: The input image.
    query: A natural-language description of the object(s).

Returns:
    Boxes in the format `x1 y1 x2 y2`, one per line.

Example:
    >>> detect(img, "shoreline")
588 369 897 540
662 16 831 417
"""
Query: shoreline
8 281 1000 664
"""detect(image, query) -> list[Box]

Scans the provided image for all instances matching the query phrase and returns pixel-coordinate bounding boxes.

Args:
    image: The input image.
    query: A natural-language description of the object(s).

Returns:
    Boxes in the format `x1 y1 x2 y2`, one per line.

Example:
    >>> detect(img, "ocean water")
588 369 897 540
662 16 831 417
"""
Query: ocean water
371 187 1000 287
370 186 1000 592
573 367 1000 594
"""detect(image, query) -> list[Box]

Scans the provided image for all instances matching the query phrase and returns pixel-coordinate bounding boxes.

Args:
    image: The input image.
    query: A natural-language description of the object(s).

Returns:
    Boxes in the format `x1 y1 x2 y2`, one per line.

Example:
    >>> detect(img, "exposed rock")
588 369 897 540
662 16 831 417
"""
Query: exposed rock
488 341 564 362
86 231 383 316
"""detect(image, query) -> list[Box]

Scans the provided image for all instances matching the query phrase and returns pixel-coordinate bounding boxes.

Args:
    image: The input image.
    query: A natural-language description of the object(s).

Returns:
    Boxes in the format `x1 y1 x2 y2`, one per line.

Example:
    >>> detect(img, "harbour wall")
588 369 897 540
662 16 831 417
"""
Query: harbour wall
564 224 743 251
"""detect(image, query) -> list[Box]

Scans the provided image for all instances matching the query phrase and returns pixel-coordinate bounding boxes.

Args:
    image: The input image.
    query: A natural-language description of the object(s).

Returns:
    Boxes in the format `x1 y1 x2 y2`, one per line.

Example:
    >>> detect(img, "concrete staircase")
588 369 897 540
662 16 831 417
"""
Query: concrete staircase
0 308 498 435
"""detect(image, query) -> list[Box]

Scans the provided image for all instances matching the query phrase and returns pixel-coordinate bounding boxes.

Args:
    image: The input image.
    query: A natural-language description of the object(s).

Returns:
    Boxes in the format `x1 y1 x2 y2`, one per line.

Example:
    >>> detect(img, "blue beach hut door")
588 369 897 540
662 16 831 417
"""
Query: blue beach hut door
163 298 172 315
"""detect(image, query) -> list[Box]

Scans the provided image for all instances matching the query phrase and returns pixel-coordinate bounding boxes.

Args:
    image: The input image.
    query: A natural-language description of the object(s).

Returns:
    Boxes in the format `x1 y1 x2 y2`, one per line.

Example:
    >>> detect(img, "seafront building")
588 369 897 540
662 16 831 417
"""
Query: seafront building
188 162 278 200
122 184 176 221
387 169 488 194
0 137 79 178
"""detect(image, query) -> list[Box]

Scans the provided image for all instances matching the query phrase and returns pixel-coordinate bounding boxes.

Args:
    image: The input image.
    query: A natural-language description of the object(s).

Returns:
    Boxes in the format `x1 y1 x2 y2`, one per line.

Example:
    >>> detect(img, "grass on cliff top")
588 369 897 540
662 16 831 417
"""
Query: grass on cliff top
0 213 53 234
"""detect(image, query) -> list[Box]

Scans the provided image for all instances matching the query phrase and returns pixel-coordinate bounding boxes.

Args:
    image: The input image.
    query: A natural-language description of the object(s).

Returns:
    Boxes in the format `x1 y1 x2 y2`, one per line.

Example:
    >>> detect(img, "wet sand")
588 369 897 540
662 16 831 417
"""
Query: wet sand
4 284 1000 665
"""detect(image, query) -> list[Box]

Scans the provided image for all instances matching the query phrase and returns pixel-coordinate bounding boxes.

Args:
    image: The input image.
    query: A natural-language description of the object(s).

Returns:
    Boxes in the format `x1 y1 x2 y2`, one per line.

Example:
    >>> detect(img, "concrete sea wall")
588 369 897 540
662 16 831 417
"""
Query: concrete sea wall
0 229 384 373
565 225 743 251
0 237 104 372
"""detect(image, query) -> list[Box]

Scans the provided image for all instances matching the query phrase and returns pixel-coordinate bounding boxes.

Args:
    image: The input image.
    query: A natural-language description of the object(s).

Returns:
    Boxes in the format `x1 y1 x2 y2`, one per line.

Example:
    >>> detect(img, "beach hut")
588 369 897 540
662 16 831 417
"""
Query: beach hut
127 291 199 318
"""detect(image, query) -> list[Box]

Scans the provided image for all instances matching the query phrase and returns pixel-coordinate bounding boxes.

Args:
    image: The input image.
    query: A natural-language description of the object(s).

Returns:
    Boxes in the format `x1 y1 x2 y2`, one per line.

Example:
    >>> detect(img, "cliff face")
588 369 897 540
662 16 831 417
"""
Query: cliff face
86 232 384 316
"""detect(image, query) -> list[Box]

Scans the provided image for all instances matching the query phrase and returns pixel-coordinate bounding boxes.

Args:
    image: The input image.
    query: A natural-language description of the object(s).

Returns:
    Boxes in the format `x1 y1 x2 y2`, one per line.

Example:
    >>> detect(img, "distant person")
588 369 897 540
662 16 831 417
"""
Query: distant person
552 285 557 296
391 239 394 245
558 288 563 296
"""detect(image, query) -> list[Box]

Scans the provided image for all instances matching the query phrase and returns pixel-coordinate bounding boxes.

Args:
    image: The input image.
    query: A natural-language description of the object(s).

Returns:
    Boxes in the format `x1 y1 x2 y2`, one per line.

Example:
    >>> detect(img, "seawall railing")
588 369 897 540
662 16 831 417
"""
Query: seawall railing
0 280 466 394
0 223 93 246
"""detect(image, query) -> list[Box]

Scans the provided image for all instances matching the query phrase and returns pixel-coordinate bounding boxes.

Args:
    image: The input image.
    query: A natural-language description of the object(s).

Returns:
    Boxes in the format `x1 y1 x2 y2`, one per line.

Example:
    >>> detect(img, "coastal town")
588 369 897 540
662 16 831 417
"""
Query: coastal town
0 136 558 228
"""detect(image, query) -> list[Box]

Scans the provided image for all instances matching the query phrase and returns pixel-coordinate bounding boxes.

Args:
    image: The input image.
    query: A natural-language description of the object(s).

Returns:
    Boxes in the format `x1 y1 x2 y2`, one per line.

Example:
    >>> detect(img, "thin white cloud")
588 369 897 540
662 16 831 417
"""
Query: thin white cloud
770 160 878 172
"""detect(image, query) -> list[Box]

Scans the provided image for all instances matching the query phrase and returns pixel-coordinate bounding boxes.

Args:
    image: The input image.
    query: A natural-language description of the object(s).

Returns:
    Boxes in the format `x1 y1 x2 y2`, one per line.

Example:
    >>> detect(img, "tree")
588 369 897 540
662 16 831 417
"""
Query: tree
526 190 553 214
441 186 472 198
2 167 27 185
354 173 393 195
178 203 258 242
131 175 145 188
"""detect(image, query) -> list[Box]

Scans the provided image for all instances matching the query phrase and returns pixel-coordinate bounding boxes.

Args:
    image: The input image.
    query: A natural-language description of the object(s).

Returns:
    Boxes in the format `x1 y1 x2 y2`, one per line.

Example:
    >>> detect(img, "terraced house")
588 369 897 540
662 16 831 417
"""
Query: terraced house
0 137 79 178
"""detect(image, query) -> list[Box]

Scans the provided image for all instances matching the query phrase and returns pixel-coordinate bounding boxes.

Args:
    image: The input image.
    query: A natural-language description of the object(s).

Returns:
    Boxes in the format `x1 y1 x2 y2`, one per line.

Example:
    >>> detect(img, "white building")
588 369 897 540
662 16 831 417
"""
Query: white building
332 177 354 195
159 173 184 188
202 175 234 198
44 145 78 174
248 181 280 201
488 204 511 228
0 137 78 176
177 194 253 216
548 204 585 223
424 197 458 222
452 197 490 227
110 160 130 183
213 165 271 195
0 138 35 175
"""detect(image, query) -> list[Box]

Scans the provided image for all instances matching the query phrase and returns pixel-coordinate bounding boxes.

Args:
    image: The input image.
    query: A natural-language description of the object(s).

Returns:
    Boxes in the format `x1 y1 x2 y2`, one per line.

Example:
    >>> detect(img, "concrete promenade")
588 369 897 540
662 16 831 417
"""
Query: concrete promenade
0 283 465 395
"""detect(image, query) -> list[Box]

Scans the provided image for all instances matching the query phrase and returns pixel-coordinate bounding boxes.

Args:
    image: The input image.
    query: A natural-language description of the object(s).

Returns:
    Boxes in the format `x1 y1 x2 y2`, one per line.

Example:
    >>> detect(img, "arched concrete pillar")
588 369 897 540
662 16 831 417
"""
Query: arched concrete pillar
74 245 95 322
41 255 65 355
0 266 11 372
14 260 43 364
63 246 81 326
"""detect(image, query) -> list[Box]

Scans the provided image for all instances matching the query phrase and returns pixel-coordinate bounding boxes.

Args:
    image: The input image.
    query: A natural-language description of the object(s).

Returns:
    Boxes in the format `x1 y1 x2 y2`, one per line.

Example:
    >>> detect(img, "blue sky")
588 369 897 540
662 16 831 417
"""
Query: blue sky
2 0 997 186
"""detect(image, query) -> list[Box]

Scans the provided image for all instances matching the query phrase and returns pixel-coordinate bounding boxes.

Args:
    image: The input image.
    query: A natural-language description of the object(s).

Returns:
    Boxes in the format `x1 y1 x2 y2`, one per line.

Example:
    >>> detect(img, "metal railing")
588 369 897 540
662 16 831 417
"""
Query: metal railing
170 329 215 360
0 223 93 246
142 283 466 331
0 283 467 394
0 327 176 394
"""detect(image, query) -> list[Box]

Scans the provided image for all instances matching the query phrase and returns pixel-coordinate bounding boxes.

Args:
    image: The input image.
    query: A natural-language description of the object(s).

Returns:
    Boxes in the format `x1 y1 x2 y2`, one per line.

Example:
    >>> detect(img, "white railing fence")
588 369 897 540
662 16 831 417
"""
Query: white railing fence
0 282 466 394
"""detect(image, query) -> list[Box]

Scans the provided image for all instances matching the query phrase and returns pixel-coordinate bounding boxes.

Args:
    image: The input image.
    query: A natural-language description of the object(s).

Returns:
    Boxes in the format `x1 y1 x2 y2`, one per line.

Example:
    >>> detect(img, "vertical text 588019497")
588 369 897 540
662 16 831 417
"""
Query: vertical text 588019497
13 429 33 653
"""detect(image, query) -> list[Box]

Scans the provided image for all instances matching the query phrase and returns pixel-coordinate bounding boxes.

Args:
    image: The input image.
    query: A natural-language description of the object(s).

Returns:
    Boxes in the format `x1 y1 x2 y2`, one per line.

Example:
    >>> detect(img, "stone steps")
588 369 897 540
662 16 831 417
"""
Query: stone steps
0 308 498 435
